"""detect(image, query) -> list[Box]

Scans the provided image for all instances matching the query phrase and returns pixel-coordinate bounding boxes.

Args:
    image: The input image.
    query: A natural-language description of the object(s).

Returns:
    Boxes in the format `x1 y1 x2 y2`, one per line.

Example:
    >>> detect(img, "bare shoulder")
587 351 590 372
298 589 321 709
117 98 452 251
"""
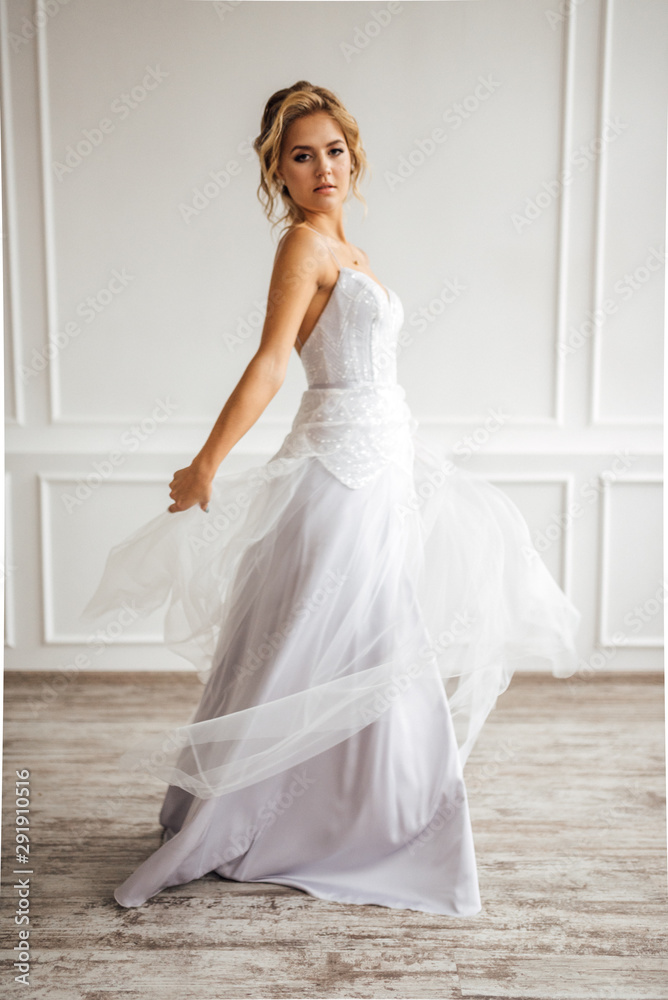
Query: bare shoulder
273 223 329 279
256 226 327 363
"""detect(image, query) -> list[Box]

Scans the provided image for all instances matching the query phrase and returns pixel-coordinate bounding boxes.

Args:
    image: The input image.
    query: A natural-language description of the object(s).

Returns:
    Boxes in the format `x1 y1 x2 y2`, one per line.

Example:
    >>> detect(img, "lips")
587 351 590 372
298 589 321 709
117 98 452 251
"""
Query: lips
314 184 335 191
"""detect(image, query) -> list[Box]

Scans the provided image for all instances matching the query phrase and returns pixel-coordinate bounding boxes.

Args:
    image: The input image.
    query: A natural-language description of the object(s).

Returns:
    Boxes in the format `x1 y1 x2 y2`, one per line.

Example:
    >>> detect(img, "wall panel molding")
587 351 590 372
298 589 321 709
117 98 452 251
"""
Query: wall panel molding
590 0 664 427
1 0 26 427
597 473 664 647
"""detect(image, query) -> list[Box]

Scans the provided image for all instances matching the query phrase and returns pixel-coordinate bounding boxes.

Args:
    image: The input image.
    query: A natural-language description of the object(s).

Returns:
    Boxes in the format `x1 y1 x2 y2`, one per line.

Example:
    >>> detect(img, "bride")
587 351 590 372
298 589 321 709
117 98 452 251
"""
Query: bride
80 80 581 915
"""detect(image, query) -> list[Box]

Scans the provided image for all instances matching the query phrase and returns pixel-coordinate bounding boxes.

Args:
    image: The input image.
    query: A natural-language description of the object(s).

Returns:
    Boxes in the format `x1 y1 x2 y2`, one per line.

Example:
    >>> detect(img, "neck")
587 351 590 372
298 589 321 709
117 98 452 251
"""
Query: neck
302 215 346 244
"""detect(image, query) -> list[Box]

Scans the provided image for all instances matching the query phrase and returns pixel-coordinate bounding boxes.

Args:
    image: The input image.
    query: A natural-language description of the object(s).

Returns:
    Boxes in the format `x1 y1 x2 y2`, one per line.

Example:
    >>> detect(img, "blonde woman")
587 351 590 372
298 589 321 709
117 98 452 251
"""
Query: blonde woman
82 81 580 915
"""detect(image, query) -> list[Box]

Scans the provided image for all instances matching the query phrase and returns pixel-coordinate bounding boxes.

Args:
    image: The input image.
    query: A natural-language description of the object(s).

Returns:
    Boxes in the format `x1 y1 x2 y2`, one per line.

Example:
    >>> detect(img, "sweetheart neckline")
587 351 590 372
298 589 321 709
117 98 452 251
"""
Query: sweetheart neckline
298 267 395 358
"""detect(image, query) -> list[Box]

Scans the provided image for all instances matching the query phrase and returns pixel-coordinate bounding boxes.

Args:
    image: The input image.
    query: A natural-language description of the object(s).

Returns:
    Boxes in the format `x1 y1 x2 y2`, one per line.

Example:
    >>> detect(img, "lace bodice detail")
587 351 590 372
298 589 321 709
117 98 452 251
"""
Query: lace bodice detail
299 267 400 388
270 227 417 489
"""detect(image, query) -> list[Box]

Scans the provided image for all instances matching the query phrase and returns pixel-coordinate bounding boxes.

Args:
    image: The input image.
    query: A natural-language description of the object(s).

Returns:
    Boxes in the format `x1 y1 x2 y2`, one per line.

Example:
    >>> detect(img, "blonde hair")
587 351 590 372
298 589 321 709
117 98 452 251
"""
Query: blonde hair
253 81 369 240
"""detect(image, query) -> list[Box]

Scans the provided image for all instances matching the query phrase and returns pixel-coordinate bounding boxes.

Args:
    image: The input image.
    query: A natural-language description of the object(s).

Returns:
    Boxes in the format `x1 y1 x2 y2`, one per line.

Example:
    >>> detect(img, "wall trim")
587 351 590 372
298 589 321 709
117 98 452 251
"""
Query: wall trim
1 0 26 426
39 471 170 644
589 0 662 428
597 472 664 647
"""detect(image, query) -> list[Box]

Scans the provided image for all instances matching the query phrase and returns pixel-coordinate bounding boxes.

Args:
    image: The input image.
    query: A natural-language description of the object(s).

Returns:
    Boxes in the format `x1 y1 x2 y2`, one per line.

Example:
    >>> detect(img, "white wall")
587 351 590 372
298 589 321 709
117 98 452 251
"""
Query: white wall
3 0 664 680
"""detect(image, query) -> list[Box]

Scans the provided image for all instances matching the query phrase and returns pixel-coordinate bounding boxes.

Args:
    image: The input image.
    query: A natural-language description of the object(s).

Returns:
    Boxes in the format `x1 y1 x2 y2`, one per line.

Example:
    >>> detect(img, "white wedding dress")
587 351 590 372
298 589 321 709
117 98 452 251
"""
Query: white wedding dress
79 225 581 915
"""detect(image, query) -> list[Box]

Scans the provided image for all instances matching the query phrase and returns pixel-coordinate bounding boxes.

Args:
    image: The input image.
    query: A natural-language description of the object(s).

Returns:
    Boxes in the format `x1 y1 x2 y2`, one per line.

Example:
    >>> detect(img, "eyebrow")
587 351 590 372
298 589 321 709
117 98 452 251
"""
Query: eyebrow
289 140 345 153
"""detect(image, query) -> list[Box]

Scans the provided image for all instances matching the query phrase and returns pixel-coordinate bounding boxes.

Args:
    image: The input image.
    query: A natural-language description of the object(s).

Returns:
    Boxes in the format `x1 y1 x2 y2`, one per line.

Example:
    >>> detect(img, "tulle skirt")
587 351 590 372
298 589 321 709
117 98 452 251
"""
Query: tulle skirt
79 427 580 911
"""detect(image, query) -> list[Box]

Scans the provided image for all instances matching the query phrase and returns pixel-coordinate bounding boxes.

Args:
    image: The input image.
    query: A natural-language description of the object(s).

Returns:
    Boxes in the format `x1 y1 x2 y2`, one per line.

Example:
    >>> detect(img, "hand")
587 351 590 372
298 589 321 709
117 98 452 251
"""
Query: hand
167 461 214 513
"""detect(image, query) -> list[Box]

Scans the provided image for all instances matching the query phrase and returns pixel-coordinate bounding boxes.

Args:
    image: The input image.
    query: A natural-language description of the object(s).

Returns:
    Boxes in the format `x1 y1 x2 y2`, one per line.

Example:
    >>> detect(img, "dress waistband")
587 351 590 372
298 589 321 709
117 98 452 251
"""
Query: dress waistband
305 382 405 395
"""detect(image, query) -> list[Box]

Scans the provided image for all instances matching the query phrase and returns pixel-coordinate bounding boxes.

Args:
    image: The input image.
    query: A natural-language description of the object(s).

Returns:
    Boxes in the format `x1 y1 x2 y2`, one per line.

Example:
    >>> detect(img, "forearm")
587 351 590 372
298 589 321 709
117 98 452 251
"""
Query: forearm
192 353 284 477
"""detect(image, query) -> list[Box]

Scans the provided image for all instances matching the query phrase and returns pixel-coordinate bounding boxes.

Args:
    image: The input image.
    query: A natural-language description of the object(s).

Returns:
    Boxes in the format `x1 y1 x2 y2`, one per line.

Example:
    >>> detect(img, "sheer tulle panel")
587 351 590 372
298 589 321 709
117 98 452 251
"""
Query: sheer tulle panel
108 459 444 798
80 441 581 795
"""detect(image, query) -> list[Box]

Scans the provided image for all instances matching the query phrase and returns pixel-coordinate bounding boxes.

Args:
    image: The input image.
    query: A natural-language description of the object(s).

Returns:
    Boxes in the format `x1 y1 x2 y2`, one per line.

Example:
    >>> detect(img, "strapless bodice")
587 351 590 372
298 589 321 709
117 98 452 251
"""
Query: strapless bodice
298 267 401 388
270 268 417 489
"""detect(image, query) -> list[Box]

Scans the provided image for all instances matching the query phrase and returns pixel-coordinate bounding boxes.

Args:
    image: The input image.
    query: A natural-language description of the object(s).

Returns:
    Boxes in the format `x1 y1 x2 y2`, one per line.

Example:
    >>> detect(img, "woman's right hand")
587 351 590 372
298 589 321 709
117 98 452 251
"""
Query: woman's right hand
167 460 214 513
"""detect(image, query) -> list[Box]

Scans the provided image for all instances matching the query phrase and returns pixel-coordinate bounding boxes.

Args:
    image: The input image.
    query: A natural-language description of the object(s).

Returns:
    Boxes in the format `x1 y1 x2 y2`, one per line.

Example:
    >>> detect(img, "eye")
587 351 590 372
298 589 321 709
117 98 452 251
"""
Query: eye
293 148 346 163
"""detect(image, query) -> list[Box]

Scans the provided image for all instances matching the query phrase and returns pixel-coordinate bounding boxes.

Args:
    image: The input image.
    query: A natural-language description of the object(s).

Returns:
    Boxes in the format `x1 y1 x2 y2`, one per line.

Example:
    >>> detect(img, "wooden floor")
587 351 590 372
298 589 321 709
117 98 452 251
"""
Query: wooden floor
1 670 666 1000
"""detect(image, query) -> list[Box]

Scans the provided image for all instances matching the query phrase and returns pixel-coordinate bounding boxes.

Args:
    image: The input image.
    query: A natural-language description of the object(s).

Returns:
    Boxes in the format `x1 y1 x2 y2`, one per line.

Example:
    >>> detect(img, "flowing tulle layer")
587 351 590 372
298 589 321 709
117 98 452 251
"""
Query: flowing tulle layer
79 431 581 799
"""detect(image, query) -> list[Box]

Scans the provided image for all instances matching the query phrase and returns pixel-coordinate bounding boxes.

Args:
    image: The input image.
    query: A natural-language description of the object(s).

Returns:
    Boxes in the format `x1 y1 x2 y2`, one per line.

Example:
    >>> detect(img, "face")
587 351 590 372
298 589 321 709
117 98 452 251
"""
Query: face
277 111 352 215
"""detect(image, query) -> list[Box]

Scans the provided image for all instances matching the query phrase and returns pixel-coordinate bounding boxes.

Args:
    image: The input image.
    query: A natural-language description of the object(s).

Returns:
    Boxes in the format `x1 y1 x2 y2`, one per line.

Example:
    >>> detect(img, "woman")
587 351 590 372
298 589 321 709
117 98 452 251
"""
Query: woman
81 81 581 915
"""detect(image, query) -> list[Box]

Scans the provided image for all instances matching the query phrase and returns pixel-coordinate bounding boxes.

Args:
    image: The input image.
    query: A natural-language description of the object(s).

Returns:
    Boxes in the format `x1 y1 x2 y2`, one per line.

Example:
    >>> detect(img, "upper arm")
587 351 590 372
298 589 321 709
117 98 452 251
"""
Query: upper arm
252 229 325 382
